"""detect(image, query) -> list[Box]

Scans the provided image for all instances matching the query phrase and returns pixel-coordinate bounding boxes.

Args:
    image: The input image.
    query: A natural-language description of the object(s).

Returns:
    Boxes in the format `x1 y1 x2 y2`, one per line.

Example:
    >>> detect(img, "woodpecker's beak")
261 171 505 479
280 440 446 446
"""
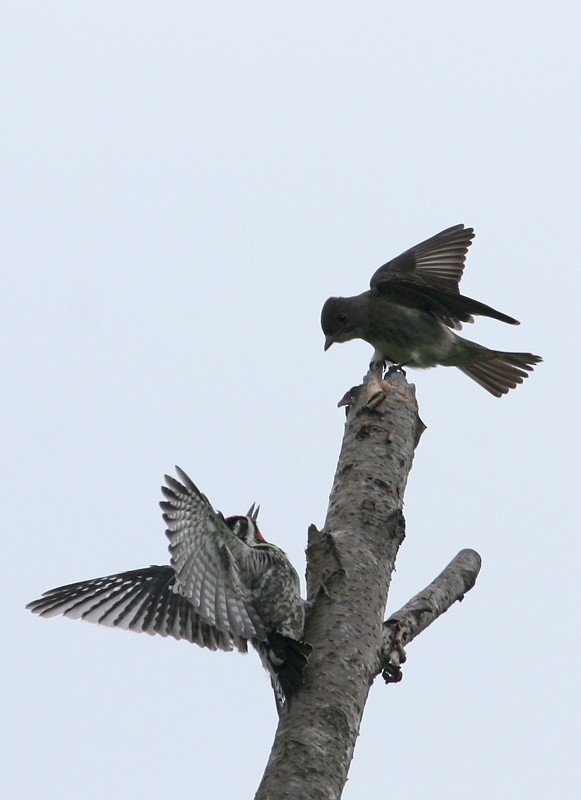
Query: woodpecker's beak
324 334 335 351
247 503 260 522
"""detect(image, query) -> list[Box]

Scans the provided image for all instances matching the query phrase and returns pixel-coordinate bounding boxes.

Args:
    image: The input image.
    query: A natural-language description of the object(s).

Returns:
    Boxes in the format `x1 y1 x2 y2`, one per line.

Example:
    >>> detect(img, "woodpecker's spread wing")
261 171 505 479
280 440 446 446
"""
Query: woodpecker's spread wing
160 467 267 641
369 225 518 327
370 224 475 294
26 566 247 652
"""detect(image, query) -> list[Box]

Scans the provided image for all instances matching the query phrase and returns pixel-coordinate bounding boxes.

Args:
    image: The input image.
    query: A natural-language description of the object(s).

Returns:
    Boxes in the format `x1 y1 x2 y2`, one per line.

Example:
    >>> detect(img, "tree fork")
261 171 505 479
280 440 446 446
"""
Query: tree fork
255 374 481 800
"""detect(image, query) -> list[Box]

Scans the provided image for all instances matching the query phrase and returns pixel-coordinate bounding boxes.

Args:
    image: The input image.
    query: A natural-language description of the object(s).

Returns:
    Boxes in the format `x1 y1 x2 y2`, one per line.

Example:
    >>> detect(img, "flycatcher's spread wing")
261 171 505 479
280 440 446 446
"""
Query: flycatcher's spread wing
369 225 518 327
161 467 267 641
370 224 475 294
26 565 247 652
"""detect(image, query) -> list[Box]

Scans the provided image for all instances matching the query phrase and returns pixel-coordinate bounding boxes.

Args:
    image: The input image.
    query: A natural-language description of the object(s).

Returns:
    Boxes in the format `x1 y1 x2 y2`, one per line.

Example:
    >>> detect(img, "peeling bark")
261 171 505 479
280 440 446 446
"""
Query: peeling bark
254 374 481 800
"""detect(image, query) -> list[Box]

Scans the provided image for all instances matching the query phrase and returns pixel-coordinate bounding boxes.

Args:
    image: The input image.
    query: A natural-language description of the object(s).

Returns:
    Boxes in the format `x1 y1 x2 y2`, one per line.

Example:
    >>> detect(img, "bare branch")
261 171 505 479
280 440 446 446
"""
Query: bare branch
254 372 481 799
378 548 482 682
255 372 422 800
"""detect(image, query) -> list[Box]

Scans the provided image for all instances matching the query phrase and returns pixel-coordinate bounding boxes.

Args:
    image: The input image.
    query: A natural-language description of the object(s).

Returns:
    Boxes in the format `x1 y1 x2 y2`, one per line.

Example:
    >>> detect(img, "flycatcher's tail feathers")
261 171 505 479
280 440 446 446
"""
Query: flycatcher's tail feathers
457 352 542 397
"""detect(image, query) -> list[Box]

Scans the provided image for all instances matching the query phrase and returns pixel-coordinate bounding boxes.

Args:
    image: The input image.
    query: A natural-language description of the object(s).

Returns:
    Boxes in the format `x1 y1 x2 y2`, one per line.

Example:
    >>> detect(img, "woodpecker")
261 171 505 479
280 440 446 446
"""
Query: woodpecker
27 467 311 714
321 224 542 396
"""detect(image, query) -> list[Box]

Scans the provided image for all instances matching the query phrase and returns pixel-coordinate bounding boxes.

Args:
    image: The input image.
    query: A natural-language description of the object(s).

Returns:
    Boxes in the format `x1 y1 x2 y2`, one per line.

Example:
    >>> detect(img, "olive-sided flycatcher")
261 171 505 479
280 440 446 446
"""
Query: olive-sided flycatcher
321 224 541 396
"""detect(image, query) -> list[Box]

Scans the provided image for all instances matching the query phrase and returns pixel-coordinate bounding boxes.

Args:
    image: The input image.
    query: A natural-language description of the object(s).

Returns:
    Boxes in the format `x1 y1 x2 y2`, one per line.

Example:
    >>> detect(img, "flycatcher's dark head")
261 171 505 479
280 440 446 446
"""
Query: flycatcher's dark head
225 503 265 546
321 296 363 350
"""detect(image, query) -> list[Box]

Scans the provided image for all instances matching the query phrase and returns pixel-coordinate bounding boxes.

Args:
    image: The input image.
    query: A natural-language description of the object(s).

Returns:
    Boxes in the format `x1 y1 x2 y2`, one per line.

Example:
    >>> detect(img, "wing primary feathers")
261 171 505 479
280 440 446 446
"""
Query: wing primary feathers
27 465 309 715
26 566 246 652
160 466 267 641
370 224 475 295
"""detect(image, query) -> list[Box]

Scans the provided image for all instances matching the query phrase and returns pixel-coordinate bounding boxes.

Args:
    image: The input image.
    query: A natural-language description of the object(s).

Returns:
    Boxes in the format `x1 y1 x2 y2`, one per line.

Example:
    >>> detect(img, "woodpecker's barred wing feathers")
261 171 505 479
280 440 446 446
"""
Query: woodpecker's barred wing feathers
161 467 267 641
26 566 247 652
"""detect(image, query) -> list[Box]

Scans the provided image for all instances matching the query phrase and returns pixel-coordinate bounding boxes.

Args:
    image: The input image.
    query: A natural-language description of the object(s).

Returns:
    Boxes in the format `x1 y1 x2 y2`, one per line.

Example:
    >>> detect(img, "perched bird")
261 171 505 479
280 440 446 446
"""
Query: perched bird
27 467 311 714
321 224 542 396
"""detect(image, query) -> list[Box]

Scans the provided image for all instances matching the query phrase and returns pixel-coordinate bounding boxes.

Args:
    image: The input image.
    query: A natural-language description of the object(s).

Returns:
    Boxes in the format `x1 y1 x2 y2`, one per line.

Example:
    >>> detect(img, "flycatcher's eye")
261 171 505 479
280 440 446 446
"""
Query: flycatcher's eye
337 312 348 323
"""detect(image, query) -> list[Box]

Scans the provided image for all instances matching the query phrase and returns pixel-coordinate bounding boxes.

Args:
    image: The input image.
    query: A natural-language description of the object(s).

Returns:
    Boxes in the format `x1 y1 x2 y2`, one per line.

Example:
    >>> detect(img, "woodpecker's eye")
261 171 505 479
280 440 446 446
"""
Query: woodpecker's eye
337 312 348 324
227 517 249 541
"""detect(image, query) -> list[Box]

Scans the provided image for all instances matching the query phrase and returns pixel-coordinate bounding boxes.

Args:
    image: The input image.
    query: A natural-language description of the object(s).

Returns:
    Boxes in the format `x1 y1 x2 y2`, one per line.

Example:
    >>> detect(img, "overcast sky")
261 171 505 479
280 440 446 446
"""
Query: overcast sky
4 3 579 798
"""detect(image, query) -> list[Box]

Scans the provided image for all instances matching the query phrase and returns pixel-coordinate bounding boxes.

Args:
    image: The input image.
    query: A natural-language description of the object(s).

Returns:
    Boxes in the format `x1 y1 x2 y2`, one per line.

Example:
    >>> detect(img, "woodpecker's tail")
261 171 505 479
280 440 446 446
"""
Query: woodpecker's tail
456 351 542 397
255 633 312 715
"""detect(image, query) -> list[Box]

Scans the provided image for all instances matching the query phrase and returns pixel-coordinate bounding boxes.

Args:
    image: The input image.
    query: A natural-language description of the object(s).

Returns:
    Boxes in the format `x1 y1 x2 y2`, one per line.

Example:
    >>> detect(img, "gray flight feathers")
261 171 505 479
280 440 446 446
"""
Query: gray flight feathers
368 224 518 328
26 565 248 652
370 223 475 294
160 466 267 640
27 466 311 712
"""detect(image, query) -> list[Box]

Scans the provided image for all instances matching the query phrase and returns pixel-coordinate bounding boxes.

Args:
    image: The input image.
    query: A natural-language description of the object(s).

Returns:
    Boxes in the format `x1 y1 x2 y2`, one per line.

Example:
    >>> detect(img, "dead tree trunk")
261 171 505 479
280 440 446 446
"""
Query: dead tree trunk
254 373 481 800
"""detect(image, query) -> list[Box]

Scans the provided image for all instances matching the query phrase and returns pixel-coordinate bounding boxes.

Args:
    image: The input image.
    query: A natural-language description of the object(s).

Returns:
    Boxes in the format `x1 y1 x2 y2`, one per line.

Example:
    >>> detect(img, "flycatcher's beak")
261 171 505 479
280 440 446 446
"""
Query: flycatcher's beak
324 334 335 351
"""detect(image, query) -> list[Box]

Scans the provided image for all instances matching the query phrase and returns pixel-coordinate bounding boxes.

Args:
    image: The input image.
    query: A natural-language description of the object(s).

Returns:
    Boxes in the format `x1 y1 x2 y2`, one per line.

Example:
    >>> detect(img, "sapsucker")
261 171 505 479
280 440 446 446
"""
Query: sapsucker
27 467 311 714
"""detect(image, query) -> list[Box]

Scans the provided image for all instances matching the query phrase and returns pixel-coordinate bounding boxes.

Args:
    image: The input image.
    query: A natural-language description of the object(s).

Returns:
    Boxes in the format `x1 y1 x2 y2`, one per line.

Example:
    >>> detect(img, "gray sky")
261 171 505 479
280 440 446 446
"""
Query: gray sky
5 3 579 798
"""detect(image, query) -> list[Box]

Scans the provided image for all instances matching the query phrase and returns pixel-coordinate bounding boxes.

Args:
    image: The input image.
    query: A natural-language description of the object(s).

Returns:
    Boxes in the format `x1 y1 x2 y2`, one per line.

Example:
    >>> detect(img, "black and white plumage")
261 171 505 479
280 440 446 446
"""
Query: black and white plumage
27 467 311 714
321 224 542 396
